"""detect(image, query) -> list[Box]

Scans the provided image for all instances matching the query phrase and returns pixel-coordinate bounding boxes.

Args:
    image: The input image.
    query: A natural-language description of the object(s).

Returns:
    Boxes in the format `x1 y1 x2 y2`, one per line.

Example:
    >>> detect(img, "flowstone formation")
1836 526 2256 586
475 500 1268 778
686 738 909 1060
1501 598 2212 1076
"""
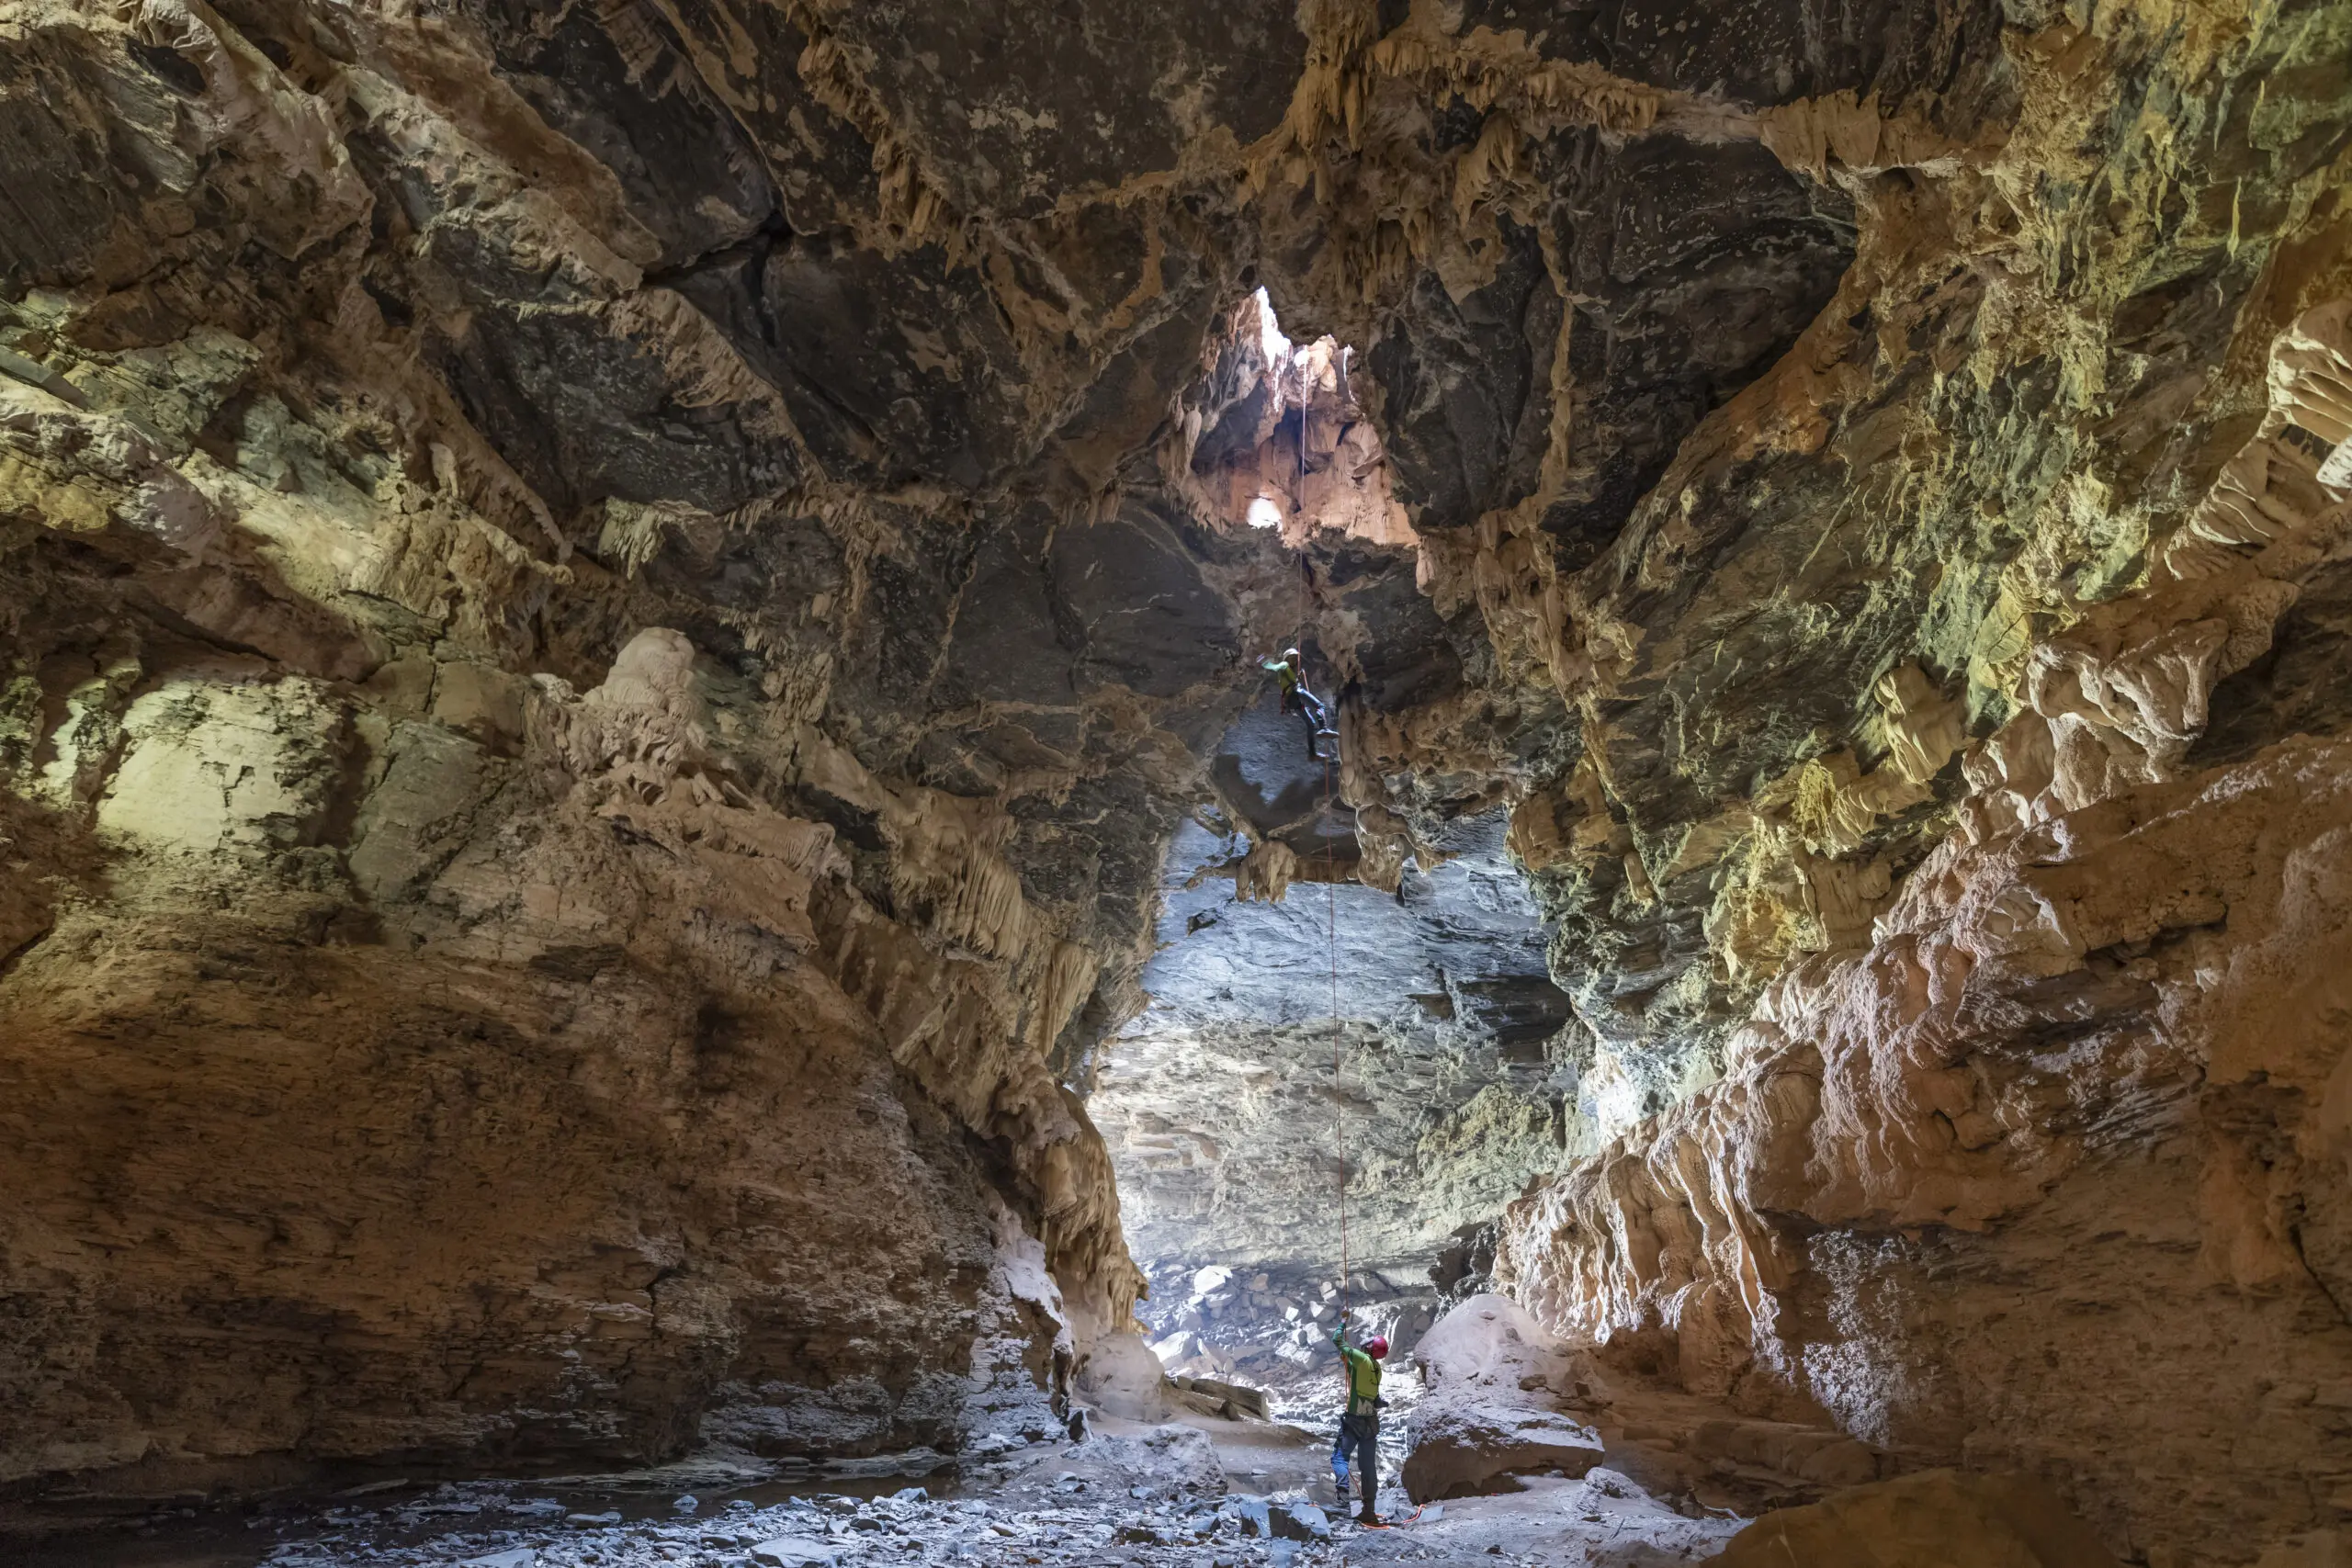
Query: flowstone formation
2 0 2350 1563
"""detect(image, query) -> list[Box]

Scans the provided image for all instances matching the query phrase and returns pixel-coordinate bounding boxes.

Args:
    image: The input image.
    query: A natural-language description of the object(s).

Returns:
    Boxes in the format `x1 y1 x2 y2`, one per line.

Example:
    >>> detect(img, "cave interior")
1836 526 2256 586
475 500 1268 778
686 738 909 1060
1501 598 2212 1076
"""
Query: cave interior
3 0 2351 1565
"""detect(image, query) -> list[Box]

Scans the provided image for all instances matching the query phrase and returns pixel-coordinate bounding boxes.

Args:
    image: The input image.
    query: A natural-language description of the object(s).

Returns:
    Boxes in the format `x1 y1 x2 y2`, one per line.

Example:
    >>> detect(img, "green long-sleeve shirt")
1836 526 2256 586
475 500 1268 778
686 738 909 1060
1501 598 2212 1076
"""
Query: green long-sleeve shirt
1331 1326 1382 1416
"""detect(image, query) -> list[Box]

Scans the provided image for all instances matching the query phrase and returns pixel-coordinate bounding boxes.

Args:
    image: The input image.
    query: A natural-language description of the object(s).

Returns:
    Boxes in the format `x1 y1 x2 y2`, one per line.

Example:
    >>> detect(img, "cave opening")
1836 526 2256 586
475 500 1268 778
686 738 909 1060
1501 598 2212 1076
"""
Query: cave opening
1091 288 1580 1450
1182 288 1419 558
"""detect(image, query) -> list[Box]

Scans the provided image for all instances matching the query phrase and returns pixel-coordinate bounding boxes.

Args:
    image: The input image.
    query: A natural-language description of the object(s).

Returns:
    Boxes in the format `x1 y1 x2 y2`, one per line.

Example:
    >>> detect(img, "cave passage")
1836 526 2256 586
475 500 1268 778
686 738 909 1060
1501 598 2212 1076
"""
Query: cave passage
5 1 2351 1566
1095 297 1579 1445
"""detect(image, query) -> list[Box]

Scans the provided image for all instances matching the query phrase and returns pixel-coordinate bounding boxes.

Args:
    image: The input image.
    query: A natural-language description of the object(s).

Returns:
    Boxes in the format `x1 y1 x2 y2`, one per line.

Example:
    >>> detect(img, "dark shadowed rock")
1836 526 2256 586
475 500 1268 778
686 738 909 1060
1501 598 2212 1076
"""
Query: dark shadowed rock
1710 1471 2121 1568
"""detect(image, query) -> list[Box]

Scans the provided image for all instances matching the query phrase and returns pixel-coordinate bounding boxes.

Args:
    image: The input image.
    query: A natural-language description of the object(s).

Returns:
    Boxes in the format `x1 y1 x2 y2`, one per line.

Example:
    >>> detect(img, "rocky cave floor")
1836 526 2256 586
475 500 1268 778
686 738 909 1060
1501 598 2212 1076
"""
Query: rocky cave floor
23 1419 1738 1568
20 1300 1868 1568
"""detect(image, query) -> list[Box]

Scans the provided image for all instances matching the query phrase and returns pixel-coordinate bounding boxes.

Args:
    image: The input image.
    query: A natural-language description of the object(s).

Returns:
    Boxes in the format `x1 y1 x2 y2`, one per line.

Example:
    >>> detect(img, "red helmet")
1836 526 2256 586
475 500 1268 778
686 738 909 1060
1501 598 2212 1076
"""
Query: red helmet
1365 1336 1390 1359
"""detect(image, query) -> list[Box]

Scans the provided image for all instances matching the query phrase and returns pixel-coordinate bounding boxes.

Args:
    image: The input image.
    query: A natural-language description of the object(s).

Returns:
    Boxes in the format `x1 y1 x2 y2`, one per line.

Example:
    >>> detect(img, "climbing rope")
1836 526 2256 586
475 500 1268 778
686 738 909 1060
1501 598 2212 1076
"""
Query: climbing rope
1331 345 1355 1324
1296 355 1349 1326
1329 754 1344 1324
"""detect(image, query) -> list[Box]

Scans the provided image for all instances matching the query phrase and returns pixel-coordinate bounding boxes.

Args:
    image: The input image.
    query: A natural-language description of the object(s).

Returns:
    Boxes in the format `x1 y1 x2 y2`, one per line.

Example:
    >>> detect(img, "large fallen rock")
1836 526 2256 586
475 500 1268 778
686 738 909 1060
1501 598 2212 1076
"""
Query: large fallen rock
1712 1471 2120 1567
1402 1399 1606 1502
1073 1332 1177 1422
1401 1294 1604 1501
1171 1374 1272 1422
1411 1292 1587 1393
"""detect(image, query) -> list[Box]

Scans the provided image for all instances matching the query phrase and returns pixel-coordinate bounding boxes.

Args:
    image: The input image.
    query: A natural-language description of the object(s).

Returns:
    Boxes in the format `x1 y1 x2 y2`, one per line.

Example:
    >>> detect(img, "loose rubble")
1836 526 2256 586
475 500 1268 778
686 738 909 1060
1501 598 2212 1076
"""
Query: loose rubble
21 1416 1748 1568
16 1322 2145 1568
226 1463 1748 1568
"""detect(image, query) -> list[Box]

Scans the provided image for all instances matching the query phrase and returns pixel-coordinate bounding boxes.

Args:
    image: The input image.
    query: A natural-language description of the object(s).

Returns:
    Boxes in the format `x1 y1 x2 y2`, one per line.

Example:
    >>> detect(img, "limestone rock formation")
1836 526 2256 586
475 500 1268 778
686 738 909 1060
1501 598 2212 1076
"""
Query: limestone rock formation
1 0 2348 1563
1498 296 2352 1561
1394 1291 1885 1514
0 0 1292 1494
1398 1293 1602 1503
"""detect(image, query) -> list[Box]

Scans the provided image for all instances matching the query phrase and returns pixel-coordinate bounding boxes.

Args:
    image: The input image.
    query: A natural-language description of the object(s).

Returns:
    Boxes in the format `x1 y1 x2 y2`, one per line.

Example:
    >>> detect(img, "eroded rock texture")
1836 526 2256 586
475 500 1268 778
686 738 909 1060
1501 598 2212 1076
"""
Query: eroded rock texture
1498 175 2352 1568
2 0 2349 1561
0 0 1289 1495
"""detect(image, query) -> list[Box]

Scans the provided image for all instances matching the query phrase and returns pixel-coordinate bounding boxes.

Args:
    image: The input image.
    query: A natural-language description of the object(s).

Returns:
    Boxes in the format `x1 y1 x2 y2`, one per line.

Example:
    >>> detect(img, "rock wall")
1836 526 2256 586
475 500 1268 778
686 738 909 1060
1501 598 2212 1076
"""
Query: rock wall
0 610 1134 1488
1498 304 2352 1562
0 0 1290 1496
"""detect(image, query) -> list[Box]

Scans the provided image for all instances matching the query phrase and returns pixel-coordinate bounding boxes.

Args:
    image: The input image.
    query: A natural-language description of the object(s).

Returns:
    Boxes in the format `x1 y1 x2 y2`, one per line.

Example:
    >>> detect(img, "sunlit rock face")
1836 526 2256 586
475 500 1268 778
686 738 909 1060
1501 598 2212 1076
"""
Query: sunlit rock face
1498 299 2352 1562
3 0 2350 1561
1102 794 1579 1277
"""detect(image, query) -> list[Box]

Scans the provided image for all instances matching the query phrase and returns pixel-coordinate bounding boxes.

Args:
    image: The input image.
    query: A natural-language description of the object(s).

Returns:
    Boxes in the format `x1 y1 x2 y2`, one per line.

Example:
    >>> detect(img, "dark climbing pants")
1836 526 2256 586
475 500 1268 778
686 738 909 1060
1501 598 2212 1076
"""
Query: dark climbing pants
1331 1412 1377 1509
1287 688 1332 757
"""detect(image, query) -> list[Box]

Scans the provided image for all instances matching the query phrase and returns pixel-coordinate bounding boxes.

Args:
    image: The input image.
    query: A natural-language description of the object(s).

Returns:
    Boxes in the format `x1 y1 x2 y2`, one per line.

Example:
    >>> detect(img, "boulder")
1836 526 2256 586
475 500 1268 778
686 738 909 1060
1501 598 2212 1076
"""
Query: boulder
1411 1292 1583 1394
1401 1293 1604 1501
1085 1424 1227 1497
748 1538 842 1568
1218 1495 1273 1537
1074 1331 1176 1422
1269 1499 1331 1540
1172 1374 1272 1421
1711 1471 2120 1567
1401 1397 1606 1501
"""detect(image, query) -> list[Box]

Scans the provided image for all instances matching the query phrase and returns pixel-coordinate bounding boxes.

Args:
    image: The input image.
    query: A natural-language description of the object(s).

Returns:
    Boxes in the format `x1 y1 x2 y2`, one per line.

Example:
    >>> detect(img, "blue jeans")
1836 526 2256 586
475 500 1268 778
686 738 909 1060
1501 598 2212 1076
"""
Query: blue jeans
1331 1411 1377 1510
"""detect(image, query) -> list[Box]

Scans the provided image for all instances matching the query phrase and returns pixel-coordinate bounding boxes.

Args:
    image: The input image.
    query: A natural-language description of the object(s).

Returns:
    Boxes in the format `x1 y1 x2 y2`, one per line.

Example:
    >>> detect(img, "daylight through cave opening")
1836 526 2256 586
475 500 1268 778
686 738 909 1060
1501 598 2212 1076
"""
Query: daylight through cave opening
1093 288 1580 1434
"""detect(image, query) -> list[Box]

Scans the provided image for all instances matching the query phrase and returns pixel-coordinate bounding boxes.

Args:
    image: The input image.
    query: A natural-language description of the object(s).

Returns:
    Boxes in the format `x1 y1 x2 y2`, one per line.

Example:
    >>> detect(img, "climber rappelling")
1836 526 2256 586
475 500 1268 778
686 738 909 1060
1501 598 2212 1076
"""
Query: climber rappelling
1329 1317 1389 1526
1261 646 1340 762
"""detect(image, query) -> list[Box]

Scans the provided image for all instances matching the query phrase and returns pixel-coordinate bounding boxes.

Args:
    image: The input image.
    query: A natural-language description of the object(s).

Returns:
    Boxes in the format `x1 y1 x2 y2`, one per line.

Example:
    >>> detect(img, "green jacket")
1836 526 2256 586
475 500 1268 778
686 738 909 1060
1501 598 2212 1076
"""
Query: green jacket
1262 656 1303 694
1331 1326 1382 1417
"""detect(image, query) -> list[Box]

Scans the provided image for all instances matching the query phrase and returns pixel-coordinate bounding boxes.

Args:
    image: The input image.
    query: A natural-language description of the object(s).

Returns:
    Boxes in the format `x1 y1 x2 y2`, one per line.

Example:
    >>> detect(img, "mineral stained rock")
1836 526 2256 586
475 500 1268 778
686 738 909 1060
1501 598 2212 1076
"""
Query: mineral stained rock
2 0 2349 1562
1498 294 2352 1562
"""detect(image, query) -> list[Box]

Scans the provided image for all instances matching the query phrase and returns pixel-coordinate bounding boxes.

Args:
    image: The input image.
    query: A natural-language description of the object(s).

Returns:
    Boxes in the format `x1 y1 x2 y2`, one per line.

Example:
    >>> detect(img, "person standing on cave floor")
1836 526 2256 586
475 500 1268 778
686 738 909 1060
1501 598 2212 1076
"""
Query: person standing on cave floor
1261 646 1340 761
1329 1317 1389 1526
